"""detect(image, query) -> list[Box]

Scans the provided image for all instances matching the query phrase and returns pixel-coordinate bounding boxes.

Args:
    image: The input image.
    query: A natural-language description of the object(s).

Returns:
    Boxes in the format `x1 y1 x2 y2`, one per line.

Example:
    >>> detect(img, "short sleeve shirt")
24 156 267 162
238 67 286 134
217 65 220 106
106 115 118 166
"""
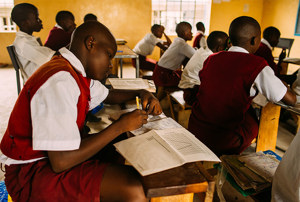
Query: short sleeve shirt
133 33 163 56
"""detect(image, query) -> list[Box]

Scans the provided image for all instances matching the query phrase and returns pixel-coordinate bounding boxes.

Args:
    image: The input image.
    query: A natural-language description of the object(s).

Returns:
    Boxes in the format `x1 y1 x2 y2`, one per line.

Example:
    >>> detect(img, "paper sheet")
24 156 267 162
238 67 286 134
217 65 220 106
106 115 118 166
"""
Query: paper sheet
107 78 150 90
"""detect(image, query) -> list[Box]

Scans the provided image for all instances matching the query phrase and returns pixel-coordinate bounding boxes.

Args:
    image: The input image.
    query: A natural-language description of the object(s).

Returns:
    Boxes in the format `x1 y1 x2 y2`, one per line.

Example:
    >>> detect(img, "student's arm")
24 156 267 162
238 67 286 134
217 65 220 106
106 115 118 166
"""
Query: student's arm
48 109 148 173
156 42 168 51
163 32 172 46
104 89 162 115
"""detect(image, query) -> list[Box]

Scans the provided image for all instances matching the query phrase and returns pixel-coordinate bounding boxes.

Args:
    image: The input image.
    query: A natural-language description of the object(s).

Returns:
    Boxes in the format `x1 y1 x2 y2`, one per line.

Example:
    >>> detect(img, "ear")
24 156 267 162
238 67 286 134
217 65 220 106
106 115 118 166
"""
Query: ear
250 37 255 45
84 36 95 50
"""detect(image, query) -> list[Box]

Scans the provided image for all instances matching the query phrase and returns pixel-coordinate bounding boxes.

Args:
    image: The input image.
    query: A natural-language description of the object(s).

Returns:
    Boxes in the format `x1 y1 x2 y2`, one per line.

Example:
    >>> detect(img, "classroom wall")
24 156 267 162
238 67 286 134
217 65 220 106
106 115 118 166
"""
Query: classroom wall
0 0 152 64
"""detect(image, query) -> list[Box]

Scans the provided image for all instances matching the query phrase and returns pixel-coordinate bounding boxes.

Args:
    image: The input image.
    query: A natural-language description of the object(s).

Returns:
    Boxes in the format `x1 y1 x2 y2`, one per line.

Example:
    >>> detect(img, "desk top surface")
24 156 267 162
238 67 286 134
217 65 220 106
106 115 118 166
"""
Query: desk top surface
114 45 138 58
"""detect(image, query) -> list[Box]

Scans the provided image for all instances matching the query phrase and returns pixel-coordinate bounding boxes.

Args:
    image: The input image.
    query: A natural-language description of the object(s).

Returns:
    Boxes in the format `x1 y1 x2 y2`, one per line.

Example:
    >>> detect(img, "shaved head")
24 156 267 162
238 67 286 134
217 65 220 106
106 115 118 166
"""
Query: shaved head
229 16 261 46
207 31 228 52
176 21 192 38
11 3 37 27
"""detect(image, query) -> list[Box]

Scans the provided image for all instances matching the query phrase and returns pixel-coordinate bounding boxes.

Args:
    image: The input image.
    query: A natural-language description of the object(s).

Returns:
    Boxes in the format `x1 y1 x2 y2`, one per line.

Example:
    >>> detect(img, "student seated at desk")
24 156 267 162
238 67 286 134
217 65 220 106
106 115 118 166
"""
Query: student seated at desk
0 21 162 202
272 129 300 201
192 21 207 49
188 16 296 156
179 31 228 105
132 24 171 71
84 13 98 22
11 3 55 82
153 21 196 87
44 10 76 51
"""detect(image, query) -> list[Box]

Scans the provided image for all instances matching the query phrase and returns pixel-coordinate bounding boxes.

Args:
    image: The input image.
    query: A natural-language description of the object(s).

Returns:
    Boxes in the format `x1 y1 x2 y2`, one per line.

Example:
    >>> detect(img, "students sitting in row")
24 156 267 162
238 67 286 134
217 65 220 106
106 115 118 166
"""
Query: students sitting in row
45 10 76 51
133 24 171 71
153 21 195 87
179 31 228 105
11 3 55 82
188 16 296 156
84 13 98 22
1 21 162 202
192 21 207 49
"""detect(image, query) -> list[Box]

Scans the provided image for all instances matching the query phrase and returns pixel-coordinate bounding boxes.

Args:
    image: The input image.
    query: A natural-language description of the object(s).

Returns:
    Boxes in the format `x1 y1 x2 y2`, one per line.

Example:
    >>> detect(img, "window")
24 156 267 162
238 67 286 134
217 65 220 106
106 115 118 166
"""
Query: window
152 0 212 35
0 0 16 32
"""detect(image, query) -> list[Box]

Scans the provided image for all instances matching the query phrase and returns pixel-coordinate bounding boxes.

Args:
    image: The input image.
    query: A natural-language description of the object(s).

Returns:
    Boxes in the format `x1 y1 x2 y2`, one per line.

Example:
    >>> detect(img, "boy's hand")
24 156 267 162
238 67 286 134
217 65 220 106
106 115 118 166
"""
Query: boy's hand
118 109 148 131
140 90 162 115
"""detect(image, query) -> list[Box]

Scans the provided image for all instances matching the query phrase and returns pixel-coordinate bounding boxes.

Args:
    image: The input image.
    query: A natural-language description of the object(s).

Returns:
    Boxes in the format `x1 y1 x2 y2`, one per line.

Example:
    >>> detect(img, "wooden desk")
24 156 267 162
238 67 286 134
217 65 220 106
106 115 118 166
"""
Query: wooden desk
112 45 139 78
142 162 215 202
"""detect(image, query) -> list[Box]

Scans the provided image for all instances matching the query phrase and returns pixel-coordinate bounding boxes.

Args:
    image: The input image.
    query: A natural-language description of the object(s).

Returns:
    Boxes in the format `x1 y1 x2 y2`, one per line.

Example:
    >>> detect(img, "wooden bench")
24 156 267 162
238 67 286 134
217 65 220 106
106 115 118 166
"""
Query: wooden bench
142 162 215 202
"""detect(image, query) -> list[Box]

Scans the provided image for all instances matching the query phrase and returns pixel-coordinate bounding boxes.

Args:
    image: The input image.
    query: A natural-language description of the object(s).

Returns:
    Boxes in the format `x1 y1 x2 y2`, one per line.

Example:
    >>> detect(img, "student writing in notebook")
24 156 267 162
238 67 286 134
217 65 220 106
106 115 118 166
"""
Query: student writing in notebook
153 21 196 87
45 10 76 51
11 3 55 82
188 16 296 156
133 24 171 71
0 21 162 202
179 31 228 105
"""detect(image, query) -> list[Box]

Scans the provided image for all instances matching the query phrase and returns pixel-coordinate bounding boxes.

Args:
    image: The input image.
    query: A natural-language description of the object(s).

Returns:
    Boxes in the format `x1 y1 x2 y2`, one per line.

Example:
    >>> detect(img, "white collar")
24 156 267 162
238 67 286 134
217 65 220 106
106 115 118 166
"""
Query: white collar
16 30 35 38
261 38 272 50
228 46 249 54
55 24 64 30
59 47 86 77
174 37 186 42
197 30 204 35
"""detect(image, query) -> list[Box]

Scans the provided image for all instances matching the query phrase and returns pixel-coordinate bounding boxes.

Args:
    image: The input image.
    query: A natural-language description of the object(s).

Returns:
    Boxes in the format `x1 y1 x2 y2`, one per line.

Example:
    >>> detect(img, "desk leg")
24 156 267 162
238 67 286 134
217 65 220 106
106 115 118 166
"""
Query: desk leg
120 59 123 78
150 193 194 202
136 55 140 78
256 102 281 152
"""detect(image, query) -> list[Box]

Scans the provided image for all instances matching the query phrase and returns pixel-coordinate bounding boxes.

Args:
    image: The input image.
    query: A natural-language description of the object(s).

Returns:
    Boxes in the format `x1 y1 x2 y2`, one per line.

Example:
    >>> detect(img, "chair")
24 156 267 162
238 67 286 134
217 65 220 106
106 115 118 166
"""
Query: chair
275 38 294 57
7 45 23 95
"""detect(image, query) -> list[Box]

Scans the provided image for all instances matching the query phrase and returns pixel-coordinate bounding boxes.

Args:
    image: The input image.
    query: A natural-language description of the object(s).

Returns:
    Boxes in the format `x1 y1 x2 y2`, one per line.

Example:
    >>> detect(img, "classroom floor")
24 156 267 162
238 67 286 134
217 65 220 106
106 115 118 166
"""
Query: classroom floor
0 64 297 201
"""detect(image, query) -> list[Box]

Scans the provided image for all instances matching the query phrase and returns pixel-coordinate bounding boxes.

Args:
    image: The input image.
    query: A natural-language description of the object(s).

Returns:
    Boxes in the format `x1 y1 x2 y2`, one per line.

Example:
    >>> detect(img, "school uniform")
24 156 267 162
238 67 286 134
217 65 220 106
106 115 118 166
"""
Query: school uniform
188 46 287 156
292 71 300 103
192 30 207 49
271 131 300 202
255 38 281 77
153 37 195 87
132 33 164 71
0 47 109 201
45 24 73 51
13 31 55 82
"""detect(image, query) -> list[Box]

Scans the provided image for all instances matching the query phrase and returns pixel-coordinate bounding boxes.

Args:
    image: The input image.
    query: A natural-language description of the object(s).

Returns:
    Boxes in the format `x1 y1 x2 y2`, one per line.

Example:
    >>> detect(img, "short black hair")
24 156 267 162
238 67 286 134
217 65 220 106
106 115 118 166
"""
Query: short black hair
176 21 192 38
229 16 260 46
151 24 161 33
263 26 280 40
11 3 37 27
56 11 74 25
196 22 205 31
207 31 228 51
84 13 97 22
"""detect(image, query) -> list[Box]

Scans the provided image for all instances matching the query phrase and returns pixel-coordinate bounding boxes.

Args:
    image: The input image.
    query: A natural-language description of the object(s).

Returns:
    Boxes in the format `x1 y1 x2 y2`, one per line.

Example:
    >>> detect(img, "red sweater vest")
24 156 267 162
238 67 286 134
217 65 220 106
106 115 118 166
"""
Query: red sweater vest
44 27 72 51
189 51 267 155
255 42 281 76
0 55 90 160
193 33 203 49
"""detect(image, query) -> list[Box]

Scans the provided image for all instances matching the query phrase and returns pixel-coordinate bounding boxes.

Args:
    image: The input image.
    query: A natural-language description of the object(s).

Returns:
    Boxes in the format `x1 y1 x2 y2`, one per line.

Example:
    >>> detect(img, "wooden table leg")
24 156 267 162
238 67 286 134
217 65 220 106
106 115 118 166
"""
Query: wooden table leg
151 193 194 202
256 102 281 152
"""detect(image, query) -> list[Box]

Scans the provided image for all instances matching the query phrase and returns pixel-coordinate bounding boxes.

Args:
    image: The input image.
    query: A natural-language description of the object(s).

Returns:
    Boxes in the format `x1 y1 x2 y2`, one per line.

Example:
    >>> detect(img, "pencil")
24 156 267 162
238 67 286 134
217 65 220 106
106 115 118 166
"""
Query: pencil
136 96 140 109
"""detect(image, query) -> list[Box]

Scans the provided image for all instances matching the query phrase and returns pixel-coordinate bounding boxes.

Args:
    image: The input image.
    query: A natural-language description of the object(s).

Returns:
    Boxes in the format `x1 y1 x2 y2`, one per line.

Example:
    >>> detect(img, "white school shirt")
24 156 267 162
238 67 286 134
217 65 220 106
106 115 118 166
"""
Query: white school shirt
261 38 272 50
133 33 164 56
0 47 109 165
158 37 196 70
178 47 213 89
292 70 300 103
197 30 207 49
227 46 287 103
271 131 300 202
13 31 55 82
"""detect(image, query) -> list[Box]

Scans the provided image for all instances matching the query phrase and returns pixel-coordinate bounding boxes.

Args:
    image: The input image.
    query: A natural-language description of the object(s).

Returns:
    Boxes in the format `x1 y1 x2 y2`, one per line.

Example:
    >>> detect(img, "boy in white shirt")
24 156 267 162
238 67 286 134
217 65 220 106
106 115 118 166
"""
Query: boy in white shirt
11 3 55 82
133 24 171 71
153 21 195 87
179 31 228 105
193 21 207 49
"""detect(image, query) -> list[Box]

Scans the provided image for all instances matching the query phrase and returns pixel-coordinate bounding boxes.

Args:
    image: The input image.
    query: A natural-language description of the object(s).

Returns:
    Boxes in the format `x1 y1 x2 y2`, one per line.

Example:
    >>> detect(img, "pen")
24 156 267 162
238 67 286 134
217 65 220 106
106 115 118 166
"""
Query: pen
136 96 142 109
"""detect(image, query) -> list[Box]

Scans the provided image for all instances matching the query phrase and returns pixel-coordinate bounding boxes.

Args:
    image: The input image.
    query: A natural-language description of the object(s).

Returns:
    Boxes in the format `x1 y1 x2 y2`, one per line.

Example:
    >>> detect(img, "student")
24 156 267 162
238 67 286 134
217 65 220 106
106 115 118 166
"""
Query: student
179 31 228 105
11 3 55 82
188 16 296 156
254 26 283 77
132 24 171 71
84 13 98 22
44 10 76 51
272 130 300 201
192 21 207 49
153 21 195 87
0 21 162 202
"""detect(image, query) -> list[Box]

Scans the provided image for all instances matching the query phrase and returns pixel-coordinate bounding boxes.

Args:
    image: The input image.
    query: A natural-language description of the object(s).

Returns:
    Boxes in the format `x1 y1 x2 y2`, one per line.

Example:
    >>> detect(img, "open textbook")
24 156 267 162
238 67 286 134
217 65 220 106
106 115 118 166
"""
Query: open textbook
106 78 156 92
114 128 220 176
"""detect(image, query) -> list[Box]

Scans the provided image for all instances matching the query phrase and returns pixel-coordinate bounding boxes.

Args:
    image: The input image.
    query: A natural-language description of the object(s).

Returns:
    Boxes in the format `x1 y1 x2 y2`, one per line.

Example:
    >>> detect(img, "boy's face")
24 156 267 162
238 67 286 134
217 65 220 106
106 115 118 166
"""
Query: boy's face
268 34 280 47
183 27 193 41
26 10 43 32
62 18 76 33
86 41 116 81
154 26 164 38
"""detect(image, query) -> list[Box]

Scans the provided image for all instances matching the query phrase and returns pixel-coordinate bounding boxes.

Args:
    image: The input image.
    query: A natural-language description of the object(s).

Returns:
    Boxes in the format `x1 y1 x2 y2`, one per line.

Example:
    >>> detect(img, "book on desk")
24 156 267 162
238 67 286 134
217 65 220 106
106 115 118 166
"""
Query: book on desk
106 78 156 93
